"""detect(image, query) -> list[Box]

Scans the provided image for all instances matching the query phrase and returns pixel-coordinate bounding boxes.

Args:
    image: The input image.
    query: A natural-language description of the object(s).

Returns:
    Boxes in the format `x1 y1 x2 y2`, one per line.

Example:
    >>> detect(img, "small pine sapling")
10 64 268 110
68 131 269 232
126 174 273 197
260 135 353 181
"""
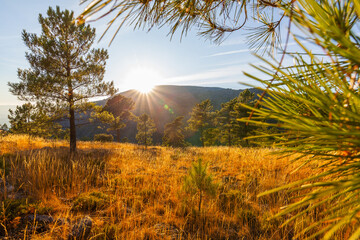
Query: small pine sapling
183 158 218 213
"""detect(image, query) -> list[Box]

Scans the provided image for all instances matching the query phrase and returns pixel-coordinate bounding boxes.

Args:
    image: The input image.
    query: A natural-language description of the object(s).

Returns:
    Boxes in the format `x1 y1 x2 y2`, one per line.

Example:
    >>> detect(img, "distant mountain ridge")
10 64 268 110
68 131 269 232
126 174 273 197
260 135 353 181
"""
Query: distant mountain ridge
77 85 263 143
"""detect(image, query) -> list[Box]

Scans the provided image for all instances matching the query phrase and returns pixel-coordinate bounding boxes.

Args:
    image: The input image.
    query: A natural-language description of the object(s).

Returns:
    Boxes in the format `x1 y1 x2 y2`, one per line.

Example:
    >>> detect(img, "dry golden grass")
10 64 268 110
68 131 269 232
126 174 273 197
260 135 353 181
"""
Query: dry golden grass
0 134 318 239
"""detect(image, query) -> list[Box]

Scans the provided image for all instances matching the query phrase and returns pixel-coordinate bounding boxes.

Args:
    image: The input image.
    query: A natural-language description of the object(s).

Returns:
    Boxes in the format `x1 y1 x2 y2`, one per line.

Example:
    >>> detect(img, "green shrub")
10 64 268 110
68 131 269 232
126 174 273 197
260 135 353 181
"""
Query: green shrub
80 136 92 141
71 191 109 212
94 134 114 142
0 198 53 234
1 199 31 220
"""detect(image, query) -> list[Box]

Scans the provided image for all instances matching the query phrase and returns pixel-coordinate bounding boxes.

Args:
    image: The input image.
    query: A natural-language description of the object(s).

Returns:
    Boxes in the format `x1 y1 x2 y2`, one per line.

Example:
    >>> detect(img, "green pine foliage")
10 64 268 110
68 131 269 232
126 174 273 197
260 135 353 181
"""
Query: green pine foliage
183 158 218 213
9 6 116 153
241 0 360 238
232 89 257 146
136 113 156 148
215 89 256 146
187 99 216 147
94 133 114 142
202 128 220 146
79 0 286 52
0 124 9 132
162 116 186 147
94 95 135 142
216 98 238 146
8 103 63 139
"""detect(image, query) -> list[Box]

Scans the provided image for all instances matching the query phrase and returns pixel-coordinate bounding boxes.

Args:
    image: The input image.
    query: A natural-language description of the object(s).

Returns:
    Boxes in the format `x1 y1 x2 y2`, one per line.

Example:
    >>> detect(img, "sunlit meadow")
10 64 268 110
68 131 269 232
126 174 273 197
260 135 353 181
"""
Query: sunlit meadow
0 134 331 239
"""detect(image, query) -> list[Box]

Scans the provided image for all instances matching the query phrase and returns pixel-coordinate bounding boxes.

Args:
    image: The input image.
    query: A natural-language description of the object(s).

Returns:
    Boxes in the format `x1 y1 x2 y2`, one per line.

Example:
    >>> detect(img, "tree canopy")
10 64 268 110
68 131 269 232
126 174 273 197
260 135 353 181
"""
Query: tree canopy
163 116 186 147
136 113 156 148
9 6 116 153
187 99 215 146
95 95 135 142
8 103 63 138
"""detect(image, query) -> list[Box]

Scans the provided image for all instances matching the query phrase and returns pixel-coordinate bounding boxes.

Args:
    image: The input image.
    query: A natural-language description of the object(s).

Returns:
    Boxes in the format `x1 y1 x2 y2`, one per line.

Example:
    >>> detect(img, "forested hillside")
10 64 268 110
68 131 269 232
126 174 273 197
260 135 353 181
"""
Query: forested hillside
75 86 262 144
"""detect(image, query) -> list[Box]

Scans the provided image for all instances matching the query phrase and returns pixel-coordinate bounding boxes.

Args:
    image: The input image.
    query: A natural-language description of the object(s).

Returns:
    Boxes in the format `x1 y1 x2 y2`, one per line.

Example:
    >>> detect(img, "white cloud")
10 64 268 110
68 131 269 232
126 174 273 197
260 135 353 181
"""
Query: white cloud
164 64 253 85
207 41 306 57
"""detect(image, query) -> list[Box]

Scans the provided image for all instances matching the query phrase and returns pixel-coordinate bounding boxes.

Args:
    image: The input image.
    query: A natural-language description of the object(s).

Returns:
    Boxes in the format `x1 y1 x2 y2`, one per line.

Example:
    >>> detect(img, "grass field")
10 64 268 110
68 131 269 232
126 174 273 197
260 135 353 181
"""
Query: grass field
0 135 324 239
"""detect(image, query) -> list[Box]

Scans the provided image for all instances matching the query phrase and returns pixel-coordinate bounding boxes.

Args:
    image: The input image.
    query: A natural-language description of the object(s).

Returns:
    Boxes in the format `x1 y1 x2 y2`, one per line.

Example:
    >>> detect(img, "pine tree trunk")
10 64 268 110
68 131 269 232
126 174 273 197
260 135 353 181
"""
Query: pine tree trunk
244 124 249 146
116 129 120 142
67 56 76 154
144 120 147 149
228 128 231 146
69 103 76 154
198 191 202 213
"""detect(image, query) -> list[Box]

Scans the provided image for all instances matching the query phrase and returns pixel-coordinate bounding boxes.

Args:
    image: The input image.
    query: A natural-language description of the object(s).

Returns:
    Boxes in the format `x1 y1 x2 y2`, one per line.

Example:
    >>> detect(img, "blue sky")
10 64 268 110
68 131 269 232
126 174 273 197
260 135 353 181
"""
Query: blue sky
0 0 304 107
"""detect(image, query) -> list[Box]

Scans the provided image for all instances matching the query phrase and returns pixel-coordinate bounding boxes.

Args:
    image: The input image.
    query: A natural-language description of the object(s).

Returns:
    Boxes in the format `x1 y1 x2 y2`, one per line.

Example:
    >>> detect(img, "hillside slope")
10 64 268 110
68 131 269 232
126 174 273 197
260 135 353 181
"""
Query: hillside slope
76 85 262 143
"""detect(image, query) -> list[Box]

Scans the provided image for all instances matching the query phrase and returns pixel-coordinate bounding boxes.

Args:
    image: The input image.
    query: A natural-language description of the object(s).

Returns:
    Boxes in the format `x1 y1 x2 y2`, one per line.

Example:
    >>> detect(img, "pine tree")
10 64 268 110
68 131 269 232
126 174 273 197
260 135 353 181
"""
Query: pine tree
96 95 135 142
232 89 256 146
216 98 238 146
8 103 33 136
0 124 8 132
136 113 156 148
163 116 186 147
0 124 9 137
183 158 217 213
216 91 256 146
238 89 255 104
241 0 360 237
187 99 215 147
8 103 63 138
9 7 116 153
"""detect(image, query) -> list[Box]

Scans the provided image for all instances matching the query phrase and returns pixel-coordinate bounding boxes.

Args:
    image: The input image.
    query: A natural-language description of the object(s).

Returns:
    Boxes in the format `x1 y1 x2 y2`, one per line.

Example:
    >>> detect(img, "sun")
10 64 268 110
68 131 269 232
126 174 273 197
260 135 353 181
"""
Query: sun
125 66 163 94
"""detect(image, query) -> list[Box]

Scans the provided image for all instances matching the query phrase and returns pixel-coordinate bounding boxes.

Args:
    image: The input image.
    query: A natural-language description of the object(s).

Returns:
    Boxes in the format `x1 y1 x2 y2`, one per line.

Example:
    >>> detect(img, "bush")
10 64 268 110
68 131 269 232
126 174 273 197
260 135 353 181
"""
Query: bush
71 191 109 212
94 134 114 142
